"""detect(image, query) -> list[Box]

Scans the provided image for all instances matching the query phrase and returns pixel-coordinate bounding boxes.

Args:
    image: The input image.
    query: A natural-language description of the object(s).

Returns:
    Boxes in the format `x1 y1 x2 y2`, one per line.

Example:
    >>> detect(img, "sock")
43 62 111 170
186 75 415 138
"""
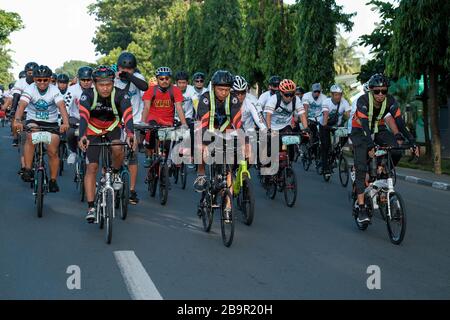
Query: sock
88 201 94 208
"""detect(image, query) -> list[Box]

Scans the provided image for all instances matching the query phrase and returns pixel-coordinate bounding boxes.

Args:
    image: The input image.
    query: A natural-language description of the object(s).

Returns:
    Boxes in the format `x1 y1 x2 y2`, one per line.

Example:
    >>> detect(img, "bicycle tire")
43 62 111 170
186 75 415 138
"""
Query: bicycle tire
173 166 179 184
58 144 65 176
266 177 277 200
120 170 130 220
181 164 187 190
159 164 169 205
241 177 255 226
148 168 158 198
105 188 114 244
97 196 104 229
338 154 349 187
283 167 297 207
384 192 406 245
200 191 213 232
301 144 311 171
36 170 44 218
220 189 234 247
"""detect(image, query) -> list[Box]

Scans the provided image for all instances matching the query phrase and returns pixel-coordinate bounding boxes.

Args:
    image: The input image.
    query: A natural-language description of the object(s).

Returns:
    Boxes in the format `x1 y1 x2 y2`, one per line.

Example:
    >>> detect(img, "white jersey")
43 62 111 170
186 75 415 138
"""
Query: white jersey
64 83 87 119
321 97 351 126
258 91 276 112
241 93 267 132
2 89 12 99
264 94 305 131
302 92 327 120
176 84 196 120
115 72 146 123
21 83 63 123
192 87 207 113
12 78 33 96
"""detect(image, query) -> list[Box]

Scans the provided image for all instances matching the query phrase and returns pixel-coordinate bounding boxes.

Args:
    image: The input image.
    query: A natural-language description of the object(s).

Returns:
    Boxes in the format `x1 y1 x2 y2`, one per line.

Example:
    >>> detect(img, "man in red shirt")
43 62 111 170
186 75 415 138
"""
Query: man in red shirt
141 67 187 167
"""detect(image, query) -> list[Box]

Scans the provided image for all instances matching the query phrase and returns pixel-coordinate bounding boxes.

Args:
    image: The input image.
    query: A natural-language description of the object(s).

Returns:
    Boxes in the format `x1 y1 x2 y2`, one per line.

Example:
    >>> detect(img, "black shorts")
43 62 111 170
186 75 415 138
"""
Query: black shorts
86 127 122 164
25 120 59 129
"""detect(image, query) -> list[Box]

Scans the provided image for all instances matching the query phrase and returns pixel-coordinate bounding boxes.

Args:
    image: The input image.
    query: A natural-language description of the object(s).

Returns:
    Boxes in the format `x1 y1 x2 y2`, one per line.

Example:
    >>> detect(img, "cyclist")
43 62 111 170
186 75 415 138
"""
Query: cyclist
114 52 149 205
51 73 57 86
295 86 306 100
320 84 351 175
258 75 281 112
65 66 94 164
14 65 70 192
193 70 242 192
264 79 309 162
77 66 135 223
10 62 38 147
351 74 418 223
191 72 208 115
19 70 27 79
141 67 188 167
56 74 70 95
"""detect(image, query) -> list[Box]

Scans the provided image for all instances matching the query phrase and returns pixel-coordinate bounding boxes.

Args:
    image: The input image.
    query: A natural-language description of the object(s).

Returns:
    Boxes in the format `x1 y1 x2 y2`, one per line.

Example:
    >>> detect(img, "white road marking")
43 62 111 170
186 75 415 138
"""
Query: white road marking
114 251 163 300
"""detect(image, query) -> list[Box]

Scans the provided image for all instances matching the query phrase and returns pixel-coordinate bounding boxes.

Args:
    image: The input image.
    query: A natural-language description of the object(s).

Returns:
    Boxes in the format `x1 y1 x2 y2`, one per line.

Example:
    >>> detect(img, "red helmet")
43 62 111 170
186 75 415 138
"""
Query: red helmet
279 79 296 93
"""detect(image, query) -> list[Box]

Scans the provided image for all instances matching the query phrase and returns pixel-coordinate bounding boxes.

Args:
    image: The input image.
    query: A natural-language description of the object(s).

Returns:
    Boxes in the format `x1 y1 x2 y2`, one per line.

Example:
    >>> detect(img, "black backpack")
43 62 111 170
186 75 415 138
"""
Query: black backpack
275 91 296 114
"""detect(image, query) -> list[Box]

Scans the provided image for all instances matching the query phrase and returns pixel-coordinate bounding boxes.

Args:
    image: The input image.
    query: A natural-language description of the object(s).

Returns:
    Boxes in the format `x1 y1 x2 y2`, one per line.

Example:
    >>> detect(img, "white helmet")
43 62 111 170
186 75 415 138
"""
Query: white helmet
232 75 248 91
330 84 343 93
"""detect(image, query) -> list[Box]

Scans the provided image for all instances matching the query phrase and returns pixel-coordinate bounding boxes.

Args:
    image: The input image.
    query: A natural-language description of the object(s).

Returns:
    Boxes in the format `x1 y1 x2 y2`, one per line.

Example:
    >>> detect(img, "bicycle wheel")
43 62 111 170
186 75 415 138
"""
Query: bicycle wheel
338 154 349 187
173 166 179 184
283 167 297 207
180 164 187 190
97 195 104 230
200 191 213 232
105 188 114 244
220 189 234 247
79 165 85 202
300 144 311 171
241 177 255 226
120 170 130 220
36 170 44 218
265 177 277 200
384 192 406 245
159 164 169 205
147 168 158 198
58 144 66 176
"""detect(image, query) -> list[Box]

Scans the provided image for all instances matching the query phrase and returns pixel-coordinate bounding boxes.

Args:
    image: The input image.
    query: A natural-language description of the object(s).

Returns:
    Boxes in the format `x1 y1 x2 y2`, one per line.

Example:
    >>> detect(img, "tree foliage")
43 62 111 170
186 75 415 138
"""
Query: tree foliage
55 60 96 78
0 9 23 85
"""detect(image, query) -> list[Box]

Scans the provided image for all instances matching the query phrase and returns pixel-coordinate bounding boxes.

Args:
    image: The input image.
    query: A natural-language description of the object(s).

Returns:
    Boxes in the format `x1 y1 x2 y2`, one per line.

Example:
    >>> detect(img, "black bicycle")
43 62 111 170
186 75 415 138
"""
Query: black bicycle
300 120 321 172
321 126 350 185
89 137 128 244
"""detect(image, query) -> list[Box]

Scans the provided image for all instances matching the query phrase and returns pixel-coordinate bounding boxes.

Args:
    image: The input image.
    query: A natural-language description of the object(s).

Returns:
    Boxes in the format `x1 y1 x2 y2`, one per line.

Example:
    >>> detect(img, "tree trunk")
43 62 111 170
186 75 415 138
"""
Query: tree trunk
428 65 442 174
422 72 431 158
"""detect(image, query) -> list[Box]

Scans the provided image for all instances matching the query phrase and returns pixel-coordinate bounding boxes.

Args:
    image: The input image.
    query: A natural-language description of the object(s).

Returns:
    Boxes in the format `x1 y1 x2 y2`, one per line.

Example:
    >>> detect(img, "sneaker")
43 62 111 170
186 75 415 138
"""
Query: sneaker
129 190 139 205
193 175 207 193
86 207 96 223
12 138 18 147
18 167 25 175
223 207 232 224
49 179 60 193
357 206 370 224
21 169 34 182
113 174 123 191
67 152 77 164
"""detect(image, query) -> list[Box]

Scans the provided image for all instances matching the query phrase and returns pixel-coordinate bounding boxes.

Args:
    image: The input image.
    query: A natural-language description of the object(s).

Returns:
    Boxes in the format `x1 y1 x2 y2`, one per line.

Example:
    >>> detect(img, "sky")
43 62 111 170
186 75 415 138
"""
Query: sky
1 0 384 78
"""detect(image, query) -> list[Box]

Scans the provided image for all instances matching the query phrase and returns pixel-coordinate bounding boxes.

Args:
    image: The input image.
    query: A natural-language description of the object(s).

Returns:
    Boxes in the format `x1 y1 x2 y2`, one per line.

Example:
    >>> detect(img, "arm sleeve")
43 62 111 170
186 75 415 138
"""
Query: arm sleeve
391 104 415 143
129 73 148 92
11 93 21 112
120 95 134 136
78 94 92 137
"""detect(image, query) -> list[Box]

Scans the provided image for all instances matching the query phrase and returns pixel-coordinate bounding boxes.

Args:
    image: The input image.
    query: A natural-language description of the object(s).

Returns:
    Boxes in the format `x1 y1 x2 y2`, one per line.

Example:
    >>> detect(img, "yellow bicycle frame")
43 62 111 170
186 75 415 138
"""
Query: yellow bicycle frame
233 160 251 196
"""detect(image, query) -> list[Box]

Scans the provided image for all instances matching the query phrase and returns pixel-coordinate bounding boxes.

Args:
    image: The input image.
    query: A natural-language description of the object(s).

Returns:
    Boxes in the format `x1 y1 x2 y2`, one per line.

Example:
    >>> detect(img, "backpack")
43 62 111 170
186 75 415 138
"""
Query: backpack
275 92 296 115
150 85 175 108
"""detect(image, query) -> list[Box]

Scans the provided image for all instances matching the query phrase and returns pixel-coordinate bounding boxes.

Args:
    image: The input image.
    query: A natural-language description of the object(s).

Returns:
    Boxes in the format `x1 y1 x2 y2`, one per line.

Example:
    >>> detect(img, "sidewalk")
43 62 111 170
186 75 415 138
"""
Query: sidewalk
395 167 450 191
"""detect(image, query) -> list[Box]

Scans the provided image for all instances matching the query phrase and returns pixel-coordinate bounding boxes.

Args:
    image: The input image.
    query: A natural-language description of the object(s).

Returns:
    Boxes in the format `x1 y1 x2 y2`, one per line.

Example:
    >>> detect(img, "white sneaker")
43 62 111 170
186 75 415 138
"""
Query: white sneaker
67 152 77 164
113 174 123 191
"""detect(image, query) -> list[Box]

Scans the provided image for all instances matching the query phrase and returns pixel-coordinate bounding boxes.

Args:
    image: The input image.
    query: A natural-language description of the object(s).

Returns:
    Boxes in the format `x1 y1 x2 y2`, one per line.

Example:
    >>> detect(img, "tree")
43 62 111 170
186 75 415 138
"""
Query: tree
334 33 361 76
184 2 206 76
295 0 355 92
0 9 23 85
387 0 450 174
55 60 96 78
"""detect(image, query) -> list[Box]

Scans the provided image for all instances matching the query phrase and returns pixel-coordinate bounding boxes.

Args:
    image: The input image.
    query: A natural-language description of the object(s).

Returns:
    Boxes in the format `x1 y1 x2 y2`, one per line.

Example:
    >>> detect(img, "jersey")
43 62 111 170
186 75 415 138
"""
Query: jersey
302 91 327 120
196 92 242 132
12 78 33 96
79 88 134 137
192 87 208 114
142 85 184 126
241 93 267 132
258 90 275 112
264 94 305 131
20 83 63 123
115 72 146 123
176 84 196 121
64 83 90 119
321 97 351 126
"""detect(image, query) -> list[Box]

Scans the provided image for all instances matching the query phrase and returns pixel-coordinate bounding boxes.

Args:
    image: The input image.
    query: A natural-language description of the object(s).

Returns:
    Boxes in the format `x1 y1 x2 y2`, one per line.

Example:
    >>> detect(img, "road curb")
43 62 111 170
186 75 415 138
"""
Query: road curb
397 174 450 191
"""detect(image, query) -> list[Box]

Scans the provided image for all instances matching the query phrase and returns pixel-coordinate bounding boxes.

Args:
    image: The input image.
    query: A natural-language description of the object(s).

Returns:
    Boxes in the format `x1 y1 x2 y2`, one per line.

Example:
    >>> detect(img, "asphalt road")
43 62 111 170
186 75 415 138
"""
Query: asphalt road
1 125 449 300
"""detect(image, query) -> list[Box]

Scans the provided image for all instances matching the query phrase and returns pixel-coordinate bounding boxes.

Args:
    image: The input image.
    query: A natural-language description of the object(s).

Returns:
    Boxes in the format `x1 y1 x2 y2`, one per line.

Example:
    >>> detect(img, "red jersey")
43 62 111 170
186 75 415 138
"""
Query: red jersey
142 85 183 126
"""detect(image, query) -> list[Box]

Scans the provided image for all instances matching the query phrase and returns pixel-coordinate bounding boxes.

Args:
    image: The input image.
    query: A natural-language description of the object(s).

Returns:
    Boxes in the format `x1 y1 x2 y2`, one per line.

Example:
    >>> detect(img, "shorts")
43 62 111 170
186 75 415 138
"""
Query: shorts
25 120 59 129
86 127 122 164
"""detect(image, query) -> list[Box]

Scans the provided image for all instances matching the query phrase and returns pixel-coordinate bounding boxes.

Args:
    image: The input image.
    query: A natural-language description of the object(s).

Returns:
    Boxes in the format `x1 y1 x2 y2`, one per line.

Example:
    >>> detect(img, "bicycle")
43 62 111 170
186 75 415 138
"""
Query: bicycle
115 145 132 220
58 134 68 176
320 126 350 185
263 131 303 207
299 119 321 172
71 123 87 202
197 145 235 247
27 126 60 218
350 144 414 245
233 153 255 226
88 137 127 244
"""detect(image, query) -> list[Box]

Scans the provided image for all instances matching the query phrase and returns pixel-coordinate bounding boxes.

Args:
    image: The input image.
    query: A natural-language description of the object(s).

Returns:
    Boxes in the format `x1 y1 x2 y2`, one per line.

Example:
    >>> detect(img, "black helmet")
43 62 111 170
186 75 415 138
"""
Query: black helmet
33 65 53 78
211 70 234 87
57 73 70 83
268 75 281 86
77 66 93 80
192 72 205 81
19 70 27 79
296 86 305 94
9 82 15 90
175 71 189 81
117 52 137 69
24 62 39 72
92 65 115 82
51 73 58 81
369 73 389 88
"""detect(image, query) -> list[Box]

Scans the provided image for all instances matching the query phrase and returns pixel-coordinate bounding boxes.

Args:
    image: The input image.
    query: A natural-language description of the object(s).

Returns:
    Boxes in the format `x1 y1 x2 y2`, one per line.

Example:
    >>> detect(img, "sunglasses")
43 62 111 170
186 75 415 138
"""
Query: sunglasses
158 77 170 81
313 90 321 94
80 78 92 82
35 78 50 83
195 79 204 83
372 89 388 95
282 92 295 98
235 91 246 96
